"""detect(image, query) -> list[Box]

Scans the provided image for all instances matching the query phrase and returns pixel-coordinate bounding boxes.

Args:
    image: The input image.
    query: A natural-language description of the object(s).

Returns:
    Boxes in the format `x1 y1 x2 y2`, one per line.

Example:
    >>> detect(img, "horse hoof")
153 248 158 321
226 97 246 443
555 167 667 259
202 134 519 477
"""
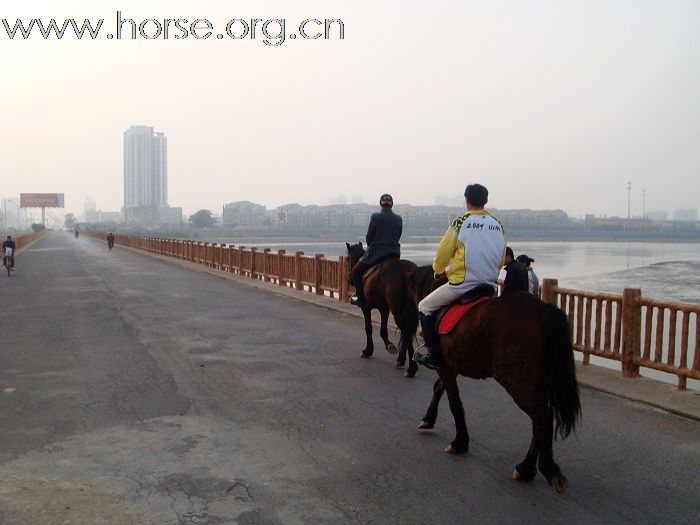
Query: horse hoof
445 441 468 454
512 467 535 482
418 421 433 430
404 370 416 378
512 462 537 482
385 343 398 355
549 474 568 493
360 351 371 359
395 359 406 368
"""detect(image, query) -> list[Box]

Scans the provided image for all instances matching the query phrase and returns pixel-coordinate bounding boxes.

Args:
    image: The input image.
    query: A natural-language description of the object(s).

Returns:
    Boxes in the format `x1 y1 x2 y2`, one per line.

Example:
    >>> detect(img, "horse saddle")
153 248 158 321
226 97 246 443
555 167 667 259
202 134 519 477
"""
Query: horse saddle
361 264 382 282
436 284 495 335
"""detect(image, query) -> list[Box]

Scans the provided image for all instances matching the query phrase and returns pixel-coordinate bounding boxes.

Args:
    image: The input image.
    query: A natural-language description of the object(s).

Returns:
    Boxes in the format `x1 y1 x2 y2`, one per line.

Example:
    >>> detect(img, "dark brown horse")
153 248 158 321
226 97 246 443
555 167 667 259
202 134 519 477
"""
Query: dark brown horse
346 242 420 377
411 266 581 492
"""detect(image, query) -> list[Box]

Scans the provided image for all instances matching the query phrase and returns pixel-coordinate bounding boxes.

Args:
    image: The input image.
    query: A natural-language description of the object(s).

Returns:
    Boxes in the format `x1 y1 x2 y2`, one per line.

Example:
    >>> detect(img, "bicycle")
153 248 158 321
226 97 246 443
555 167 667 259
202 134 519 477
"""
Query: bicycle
2 248 14 277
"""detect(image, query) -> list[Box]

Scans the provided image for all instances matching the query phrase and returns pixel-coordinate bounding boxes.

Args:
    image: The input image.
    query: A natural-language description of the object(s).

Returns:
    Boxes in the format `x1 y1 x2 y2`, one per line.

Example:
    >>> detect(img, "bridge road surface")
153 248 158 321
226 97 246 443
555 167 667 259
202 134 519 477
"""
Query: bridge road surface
0 233 698 525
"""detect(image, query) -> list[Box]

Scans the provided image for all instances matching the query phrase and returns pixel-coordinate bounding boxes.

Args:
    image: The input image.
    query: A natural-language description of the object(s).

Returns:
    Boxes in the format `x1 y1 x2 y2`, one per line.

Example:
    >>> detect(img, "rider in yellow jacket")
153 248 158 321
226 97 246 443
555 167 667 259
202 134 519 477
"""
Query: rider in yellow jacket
414 184 506 370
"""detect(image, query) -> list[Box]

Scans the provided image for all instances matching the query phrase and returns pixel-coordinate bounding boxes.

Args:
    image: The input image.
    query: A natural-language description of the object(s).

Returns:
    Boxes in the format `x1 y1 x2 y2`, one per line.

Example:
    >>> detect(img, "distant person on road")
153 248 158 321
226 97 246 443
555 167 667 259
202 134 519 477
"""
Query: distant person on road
349 194 403 307
517 254 539 296
413 184 506 370
2 235 16 269
501 247 529 294
107 232 115 250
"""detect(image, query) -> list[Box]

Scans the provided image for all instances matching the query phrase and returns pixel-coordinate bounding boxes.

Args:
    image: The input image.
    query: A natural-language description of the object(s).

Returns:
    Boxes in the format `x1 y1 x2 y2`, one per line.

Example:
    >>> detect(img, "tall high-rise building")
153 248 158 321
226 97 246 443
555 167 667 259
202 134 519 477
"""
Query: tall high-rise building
123 125 168 209
122 126 180 225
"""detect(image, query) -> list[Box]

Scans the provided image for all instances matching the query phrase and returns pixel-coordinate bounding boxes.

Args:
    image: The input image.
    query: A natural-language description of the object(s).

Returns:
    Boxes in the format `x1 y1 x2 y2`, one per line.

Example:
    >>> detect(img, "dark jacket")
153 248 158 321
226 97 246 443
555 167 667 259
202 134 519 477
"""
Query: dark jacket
502 260 529 294
361 208 402 266
2 240 16 252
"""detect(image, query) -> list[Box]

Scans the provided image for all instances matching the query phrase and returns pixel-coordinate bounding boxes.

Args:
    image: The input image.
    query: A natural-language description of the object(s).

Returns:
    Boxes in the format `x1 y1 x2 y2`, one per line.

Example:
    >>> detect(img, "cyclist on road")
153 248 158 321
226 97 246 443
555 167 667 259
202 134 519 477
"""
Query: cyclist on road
2 235 16 270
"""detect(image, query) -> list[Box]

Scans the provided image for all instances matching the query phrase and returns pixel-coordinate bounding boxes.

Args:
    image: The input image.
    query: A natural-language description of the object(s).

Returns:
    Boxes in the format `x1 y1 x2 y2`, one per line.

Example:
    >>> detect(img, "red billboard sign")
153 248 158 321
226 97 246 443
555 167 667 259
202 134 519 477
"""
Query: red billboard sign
20 193 65 208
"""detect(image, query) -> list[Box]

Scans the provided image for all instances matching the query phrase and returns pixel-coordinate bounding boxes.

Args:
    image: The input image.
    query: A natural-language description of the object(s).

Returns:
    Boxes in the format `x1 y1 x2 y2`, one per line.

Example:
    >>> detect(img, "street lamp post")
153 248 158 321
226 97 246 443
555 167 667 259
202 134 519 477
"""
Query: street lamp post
627 181 632 220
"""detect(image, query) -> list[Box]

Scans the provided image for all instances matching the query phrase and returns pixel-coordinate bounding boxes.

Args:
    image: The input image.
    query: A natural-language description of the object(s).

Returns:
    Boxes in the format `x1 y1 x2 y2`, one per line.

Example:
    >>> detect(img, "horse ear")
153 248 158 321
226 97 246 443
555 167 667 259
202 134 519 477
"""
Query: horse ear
359 241 363 249
346 242 351 250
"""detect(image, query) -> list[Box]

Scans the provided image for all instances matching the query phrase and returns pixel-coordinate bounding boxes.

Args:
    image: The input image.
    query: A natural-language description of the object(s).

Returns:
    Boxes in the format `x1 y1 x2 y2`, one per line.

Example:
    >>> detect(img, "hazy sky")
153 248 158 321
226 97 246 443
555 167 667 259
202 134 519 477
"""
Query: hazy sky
2 0 699 219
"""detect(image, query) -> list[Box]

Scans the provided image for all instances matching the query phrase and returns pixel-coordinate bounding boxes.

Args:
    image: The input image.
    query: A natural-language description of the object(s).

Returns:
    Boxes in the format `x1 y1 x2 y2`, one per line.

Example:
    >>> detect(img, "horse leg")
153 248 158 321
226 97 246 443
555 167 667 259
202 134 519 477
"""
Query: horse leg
379 306 397 355
537 407 568 493
394 310 418 377
512 409 546 483
418 378 444 429
440 369 469 454
404 337 418 378
396 345 407 368
360 307 374 358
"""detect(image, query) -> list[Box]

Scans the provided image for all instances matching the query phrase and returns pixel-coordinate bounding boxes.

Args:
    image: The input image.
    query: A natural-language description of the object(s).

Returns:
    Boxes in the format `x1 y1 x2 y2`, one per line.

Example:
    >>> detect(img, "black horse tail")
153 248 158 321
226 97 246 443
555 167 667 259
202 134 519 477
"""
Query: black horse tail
539 303 581 439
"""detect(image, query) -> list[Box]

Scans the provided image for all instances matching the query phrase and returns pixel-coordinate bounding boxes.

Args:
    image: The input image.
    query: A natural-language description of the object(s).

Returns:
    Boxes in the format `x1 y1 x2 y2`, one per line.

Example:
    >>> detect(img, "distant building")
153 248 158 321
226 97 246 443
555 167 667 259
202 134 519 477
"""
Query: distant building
673 209 698 222
584 214 653 231
84 197 96 215
123 125 181 226
646 210 668 222
85 210 121 224
222 201 267 227
490 209 570 230
124 125 167 209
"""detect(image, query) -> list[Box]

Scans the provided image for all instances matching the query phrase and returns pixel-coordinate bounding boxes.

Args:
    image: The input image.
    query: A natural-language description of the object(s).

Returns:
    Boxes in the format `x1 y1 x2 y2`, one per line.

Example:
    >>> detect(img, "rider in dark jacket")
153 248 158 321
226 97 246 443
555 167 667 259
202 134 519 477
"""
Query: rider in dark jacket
350 194 403 307
501 246 529 294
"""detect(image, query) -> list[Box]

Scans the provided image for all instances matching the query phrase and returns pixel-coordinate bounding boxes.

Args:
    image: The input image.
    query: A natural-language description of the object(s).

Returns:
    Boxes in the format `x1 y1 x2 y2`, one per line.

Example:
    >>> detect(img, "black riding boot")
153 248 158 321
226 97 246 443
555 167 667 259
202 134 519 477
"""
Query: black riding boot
414 313 440 370
349 272 366 308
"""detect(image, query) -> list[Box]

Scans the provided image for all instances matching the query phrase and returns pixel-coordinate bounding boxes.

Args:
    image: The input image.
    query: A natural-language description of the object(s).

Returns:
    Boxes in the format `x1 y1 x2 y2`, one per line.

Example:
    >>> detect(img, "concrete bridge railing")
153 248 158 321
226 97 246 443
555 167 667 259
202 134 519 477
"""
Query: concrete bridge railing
83 231 699 391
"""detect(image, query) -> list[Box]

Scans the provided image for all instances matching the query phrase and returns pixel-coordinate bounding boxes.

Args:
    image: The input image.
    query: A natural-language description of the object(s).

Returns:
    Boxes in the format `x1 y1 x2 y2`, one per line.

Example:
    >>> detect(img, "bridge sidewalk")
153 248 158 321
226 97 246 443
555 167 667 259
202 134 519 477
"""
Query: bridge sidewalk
108 240 700 422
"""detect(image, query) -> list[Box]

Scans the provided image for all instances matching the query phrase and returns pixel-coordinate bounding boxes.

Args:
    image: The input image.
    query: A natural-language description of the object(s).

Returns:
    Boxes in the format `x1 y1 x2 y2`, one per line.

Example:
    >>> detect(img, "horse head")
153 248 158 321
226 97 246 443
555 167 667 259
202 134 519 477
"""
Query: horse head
345 242 365 281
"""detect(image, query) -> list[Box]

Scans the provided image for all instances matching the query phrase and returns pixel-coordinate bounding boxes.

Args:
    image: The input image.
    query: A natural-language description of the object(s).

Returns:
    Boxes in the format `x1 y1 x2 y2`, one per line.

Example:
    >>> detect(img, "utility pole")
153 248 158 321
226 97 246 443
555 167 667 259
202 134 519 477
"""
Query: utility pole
627 181 632 219
642 188 646 218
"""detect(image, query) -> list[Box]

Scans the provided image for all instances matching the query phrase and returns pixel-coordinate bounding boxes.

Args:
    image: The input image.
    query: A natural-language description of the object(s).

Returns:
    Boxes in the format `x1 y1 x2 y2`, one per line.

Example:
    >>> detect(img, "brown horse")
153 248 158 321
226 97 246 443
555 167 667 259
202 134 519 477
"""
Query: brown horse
411 266 581 492
346 242 420 377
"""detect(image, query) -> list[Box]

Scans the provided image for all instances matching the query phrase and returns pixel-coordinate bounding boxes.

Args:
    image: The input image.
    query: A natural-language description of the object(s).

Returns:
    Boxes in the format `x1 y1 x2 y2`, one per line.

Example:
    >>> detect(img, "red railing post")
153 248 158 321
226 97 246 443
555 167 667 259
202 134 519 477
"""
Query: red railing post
541 278 558 305
295 251 303 290
339 256 348 302
278 250 286 286
263 248 271 281
314 254 323 295
622 288 642 378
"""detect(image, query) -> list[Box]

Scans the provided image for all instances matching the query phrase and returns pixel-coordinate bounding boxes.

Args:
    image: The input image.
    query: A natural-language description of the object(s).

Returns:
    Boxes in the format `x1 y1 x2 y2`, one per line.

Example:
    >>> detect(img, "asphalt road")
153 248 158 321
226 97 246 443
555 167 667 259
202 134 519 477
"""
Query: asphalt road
0 233 698 525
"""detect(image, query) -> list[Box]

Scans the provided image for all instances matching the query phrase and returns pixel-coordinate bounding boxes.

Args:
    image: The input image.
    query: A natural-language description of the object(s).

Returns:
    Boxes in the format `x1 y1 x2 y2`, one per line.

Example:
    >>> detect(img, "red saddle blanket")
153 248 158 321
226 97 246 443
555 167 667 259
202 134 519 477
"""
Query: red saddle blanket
438 296 491 335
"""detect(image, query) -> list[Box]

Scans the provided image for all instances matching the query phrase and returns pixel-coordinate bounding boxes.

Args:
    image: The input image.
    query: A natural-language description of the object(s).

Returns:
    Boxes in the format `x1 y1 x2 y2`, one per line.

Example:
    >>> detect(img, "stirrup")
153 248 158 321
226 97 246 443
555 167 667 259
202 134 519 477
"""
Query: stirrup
349 296 365 307
414 347 440 370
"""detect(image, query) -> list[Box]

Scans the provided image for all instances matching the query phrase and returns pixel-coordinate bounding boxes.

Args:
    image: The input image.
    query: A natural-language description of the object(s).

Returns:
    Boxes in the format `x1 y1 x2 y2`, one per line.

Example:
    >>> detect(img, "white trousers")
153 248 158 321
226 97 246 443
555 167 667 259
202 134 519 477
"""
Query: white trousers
418 283 475 315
